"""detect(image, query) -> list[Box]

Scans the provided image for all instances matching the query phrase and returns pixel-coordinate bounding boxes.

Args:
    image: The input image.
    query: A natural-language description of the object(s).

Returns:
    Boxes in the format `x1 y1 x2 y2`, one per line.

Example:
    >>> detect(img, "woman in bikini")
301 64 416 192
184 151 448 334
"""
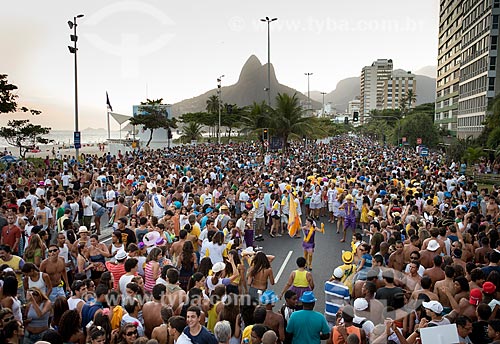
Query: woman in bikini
247 252 275 303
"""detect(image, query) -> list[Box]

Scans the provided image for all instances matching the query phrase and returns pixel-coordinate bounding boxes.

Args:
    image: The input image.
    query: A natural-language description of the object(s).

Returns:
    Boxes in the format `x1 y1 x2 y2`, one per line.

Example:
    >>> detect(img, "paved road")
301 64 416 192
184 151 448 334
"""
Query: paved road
96 212 352 315
257 215 352 314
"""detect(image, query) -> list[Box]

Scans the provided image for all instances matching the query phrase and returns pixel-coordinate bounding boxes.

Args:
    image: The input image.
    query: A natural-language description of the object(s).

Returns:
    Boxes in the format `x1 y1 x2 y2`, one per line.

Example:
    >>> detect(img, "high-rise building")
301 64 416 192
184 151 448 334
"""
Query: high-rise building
360 59 393 124
457 0 499 138
435 0 462 136
383 70 417 110
435 0 500 138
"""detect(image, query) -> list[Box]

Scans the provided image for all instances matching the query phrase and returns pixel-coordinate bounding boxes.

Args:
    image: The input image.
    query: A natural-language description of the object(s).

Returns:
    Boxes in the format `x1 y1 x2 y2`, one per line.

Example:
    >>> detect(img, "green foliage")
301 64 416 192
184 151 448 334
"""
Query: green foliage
400 112 440 147
270 93 315 150
463 146 486 164
129 98 177 147
180 122 204 143
0 119 52 158
1 74 42 116
487 127 500 149
238 101 271 137
206 95 219 114
412 103 434 114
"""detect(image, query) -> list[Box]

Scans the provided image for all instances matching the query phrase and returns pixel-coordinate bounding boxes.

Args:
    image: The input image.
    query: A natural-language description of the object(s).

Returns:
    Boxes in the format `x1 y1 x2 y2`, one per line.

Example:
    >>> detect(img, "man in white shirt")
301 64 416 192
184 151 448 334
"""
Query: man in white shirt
81 188 93 231
105 184 116 214
61 171 71 192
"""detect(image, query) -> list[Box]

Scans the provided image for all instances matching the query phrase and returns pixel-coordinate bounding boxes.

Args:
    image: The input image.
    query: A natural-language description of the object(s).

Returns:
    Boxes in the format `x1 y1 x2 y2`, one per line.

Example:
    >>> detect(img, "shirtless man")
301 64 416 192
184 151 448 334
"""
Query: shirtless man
170 229 187 264
441 287 481 322
403 236 420 263
40 244 70 302
261 291 285 343
423 255 445 290
403 261 421 292
410 276 438 301
151 306 173 344
143 284 166 338
433 265 456 309
388 241 405 272
421 229 445 255
419 240 440 269
163 269 187 312
475 237 493 265
486 197 499 222
113 197 130 224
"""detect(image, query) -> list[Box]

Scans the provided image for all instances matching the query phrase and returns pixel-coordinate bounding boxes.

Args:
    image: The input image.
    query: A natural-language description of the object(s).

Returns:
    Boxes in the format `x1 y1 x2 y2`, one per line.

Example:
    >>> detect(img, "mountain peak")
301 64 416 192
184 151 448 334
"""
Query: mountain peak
238 55 263 82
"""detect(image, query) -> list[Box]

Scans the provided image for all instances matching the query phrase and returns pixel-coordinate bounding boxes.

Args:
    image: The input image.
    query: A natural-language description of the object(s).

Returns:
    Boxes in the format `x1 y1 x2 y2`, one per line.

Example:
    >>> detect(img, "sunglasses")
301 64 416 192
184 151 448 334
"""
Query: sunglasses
48 249 59 253
410 256 419 260
2 316 14 323
125 330 138 336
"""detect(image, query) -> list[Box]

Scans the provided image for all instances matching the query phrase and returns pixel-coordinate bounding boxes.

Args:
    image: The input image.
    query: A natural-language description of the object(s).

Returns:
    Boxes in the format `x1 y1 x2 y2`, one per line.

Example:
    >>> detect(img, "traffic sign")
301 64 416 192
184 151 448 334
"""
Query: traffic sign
74 131 81 149
416 137 422 145
420 147 429 157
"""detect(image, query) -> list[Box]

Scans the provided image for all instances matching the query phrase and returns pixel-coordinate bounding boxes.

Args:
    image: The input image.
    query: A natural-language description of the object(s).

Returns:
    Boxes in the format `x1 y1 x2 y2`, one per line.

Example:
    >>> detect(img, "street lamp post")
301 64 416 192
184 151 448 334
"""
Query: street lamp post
260 17 277 106
217 75 224 144
305 72 313 110
321 92 327 116
68 14 84 159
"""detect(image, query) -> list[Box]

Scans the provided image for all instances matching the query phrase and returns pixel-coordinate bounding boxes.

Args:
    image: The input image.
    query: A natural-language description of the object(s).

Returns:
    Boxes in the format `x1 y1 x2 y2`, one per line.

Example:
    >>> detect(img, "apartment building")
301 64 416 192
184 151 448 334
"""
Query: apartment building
360 59 393 124
383 70 416 110
435 0 462 136
435 0 500 138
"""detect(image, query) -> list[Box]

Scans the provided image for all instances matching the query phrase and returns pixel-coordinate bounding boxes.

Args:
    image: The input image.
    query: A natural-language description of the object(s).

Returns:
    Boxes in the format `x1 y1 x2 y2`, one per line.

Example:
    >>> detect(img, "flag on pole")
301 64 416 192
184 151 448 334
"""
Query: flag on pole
288 194 301 237
106 91 113 112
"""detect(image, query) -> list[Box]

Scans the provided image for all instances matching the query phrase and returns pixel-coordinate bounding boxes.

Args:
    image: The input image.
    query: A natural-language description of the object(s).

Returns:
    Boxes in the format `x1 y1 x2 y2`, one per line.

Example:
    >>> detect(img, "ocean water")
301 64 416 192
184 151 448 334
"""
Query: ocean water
0 130 122 150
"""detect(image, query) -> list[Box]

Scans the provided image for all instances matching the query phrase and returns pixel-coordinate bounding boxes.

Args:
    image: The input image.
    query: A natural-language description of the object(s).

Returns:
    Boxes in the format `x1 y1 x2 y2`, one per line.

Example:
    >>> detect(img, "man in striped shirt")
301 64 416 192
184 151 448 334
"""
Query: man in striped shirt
325 267 350 327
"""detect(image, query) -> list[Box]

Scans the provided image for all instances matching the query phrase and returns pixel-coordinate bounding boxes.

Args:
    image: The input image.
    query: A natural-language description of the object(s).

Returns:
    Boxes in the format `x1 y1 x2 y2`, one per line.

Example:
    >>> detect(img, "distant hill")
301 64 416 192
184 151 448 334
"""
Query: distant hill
414 65 437 79
171 55 321 116
310 73 436 112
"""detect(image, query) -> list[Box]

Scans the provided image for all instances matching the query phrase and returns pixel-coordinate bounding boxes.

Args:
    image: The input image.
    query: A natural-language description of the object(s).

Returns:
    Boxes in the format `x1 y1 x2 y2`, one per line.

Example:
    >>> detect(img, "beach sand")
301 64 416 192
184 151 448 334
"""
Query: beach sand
23 143 105 159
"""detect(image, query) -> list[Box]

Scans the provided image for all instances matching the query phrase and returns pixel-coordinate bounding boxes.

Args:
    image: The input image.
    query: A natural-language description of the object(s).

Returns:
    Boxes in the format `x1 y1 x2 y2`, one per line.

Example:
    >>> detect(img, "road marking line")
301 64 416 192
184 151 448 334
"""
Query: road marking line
275 250 293 283
102 237 112 243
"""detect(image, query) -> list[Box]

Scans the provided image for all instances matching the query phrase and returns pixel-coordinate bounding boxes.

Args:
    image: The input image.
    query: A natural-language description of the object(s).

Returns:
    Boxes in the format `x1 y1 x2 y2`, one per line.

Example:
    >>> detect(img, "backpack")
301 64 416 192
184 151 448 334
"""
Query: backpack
353 319 367 328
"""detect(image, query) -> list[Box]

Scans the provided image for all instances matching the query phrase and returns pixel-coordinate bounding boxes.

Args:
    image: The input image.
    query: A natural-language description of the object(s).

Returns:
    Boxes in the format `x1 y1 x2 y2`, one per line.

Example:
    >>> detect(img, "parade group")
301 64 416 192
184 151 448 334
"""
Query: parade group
0 135 499 344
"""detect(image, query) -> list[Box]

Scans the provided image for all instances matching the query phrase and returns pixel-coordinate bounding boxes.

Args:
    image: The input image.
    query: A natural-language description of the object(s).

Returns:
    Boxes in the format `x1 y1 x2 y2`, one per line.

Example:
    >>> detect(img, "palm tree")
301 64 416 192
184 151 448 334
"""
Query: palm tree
405 89 417 112
238 101 271 136
398 96 408 114
463 146 485 165
180 122 203 143
206 95 219 114
270 93 315 151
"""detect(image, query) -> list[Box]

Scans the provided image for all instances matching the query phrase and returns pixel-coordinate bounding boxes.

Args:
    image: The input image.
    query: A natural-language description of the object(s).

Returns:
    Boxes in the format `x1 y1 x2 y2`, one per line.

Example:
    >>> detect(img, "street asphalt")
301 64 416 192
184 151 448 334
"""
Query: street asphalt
96 212 350 315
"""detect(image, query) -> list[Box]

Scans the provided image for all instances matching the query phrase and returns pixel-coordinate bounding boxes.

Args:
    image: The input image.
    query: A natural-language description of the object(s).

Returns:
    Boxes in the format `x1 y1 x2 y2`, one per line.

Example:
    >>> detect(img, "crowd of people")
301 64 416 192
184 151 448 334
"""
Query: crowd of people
0 135 499 344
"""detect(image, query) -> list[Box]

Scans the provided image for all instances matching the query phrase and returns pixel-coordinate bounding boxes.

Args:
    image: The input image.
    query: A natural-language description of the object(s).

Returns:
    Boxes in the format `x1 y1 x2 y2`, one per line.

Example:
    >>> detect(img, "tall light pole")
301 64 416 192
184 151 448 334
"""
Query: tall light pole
217 75 224 144
321 92 327 116
260 17 277 106
68 14 84 159
304 72 313 110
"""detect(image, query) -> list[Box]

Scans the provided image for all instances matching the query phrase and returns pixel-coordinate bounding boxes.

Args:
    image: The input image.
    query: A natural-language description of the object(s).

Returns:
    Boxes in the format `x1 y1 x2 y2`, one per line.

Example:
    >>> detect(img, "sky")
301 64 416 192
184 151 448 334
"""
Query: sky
0 0 439 130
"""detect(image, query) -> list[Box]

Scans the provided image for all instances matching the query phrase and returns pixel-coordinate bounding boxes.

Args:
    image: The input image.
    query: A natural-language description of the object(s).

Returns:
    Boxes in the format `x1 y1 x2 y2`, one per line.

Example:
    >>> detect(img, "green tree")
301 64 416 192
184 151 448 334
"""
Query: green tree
129 98 177 147
221 104 242 142
270 93 314 151
180 122 203 143
238 101 271 137
400 112 440 147
0 120 52 158
405 89 417 111
463 146 486 165
1 74 41 116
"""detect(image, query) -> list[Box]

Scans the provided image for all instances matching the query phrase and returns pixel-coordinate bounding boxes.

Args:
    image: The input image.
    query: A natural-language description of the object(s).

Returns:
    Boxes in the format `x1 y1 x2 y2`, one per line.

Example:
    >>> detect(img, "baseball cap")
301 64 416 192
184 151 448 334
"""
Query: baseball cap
333 267 344 279
469 288 483 305
483 281 496 294
422 300 443 314
354 298 369 311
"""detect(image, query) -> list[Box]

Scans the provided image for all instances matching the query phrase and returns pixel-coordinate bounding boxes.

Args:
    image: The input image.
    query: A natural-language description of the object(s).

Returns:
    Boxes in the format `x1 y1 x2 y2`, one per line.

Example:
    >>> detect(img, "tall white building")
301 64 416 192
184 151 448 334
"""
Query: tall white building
456 0 500 138
383 70 416 110
360 59 393 124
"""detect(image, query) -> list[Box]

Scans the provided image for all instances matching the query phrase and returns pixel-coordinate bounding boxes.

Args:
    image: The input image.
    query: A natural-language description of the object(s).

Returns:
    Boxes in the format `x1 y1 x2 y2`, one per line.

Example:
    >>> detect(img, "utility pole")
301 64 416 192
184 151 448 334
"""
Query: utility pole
217 75 224 144
321 92 327 116
261 17 278 106
305 72 313 111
